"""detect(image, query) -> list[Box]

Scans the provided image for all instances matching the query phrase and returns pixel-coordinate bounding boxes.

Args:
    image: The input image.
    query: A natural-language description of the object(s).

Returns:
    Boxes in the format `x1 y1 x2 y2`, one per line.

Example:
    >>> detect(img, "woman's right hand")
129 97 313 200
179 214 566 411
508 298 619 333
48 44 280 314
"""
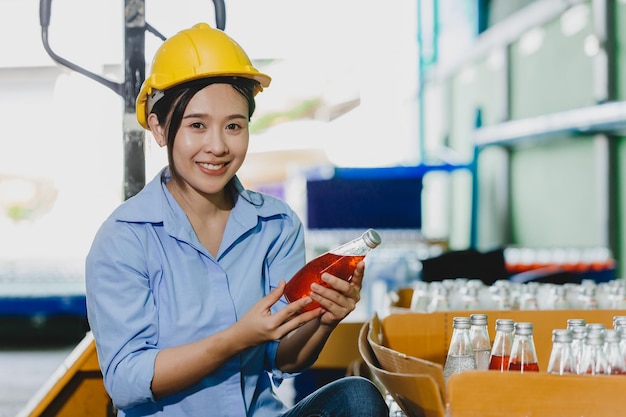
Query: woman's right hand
234 280 322 346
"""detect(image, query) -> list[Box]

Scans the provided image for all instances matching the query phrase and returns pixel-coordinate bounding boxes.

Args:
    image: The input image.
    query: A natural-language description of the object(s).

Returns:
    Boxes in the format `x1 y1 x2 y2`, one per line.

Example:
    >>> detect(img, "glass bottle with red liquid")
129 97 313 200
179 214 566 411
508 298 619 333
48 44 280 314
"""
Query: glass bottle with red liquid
283 229 382 312
508 322 540 372
488 318 514 371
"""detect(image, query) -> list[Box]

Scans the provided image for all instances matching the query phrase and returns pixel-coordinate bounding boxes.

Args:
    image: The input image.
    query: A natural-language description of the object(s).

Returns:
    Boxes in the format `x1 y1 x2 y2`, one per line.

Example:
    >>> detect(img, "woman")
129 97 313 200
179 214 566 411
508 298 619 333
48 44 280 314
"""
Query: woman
85 23 388 417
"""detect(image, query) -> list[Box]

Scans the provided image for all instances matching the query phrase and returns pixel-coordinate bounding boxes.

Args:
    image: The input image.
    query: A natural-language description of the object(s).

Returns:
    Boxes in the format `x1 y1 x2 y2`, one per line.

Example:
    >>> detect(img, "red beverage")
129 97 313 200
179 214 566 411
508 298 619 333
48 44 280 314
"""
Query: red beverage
488 355 510 371
508 361 540 372
284 253 365 312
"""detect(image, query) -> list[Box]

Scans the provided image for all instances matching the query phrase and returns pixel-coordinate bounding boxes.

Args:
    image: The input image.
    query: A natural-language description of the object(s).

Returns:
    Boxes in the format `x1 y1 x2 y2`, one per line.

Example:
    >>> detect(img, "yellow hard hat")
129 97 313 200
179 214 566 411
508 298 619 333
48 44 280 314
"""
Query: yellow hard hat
136 22 271 129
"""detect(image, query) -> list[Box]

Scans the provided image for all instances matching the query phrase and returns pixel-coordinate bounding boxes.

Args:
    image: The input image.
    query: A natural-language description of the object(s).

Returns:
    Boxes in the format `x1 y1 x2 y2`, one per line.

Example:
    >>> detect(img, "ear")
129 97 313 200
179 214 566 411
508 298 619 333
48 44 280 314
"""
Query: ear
147 113 167 147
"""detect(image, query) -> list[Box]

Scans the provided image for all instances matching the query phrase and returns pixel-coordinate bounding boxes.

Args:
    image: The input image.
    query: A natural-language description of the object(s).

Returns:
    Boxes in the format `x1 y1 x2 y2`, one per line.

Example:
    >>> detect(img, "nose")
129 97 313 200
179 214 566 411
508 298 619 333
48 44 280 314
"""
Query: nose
202 129 228 155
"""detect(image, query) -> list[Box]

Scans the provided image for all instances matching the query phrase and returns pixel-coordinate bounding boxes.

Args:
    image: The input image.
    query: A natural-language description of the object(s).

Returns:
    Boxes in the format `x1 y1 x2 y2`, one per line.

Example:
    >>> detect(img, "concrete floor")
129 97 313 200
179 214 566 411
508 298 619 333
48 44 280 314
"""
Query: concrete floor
0 346 73 417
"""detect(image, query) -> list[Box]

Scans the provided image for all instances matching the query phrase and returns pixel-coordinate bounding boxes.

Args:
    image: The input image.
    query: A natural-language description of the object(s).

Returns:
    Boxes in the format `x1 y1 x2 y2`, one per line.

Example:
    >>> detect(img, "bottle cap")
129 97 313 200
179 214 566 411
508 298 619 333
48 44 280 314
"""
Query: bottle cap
470 313 488 326
453 317 471 329
363 229 382 249
604 329 620 344
585 331 604 345
552 329 573 343
567 318 586 329
571 326 587 340
514 322 534 336
495 318 514 332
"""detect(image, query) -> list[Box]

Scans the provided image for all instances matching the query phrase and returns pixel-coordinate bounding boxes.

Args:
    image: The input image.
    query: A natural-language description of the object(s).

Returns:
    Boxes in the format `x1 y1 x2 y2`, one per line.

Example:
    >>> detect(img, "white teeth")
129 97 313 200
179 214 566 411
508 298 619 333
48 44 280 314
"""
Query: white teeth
199 163 224 171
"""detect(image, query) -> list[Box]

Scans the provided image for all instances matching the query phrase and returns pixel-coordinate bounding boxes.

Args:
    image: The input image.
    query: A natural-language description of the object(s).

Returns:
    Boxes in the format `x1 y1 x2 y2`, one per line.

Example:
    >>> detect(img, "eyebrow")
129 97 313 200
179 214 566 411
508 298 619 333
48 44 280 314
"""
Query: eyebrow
183 113 247 121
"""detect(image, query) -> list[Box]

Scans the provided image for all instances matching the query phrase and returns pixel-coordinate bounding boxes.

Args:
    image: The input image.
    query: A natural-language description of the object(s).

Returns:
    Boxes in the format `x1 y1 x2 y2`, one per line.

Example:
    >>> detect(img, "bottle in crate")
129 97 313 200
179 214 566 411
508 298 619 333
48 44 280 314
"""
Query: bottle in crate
547 329 576 375
443 317 476 382
579 327 608 375
469 314 491 370
488 318 514 371
570 326 587 374
508 322 540 372
284 229 381 312
603 329 625 375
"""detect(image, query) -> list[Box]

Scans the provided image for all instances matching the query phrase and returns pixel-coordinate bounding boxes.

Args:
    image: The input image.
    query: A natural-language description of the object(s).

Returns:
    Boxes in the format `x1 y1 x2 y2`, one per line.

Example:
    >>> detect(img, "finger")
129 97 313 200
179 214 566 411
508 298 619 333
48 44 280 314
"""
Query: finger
321 273 354 293
260 280 287 309
349 262 366 289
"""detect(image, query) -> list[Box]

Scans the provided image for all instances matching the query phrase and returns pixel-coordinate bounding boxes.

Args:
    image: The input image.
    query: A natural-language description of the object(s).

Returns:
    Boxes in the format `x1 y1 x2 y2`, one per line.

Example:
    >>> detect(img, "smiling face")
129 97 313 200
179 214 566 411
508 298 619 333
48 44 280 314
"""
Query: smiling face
149 83 250 202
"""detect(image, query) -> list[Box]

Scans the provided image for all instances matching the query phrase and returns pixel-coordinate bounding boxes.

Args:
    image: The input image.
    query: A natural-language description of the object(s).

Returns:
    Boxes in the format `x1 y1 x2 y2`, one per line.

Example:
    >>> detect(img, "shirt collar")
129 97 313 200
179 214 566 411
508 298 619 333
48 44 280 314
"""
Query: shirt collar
111 166 292 238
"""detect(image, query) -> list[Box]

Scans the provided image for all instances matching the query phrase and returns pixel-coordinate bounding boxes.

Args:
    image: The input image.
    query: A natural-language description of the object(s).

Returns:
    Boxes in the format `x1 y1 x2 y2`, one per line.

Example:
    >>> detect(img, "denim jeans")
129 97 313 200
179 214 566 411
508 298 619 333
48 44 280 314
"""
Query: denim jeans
280 376 389 417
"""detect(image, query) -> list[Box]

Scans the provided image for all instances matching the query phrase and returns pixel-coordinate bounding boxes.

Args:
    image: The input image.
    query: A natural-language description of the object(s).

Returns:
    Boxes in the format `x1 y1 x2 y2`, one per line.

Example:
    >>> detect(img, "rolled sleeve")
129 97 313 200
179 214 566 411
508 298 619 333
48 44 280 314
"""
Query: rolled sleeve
86 219 161 409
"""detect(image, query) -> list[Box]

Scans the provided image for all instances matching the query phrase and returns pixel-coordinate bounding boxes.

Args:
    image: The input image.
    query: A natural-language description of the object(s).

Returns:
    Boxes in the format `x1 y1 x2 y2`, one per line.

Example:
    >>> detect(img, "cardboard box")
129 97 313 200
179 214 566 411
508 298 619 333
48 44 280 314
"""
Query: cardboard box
360 309 626 417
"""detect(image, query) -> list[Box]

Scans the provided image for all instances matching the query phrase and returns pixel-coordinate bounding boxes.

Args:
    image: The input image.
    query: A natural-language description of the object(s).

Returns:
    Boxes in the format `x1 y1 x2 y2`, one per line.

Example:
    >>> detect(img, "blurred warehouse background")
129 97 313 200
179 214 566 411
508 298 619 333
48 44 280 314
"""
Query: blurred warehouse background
0 0 624 358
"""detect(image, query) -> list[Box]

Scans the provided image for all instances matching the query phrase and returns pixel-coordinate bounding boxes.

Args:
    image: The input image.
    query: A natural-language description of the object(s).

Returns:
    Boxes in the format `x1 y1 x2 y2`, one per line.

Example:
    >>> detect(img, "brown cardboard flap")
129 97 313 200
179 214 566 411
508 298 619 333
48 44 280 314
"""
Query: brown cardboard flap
359 322 446 417
369 315 446 400
448 370 626 417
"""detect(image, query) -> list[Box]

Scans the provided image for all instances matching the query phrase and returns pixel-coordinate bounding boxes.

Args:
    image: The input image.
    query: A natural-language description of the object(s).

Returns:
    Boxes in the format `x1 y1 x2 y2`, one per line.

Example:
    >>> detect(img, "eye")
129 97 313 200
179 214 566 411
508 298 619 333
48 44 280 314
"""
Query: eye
226 122 242 131
190 121 205 129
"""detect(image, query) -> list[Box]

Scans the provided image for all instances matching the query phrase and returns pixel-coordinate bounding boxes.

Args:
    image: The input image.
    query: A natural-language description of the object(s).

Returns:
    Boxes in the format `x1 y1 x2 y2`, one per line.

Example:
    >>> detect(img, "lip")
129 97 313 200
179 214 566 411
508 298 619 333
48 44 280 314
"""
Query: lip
197 161 229 176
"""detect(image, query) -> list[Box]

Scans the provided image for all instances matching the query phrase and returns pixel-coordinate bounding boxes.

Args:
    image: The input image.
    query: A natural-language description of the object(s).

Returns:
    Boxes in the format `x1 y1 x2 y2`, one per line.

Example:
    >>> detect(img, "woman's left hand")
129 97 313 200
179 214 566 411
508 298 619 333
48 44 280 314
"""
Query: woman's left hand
308 261 365 327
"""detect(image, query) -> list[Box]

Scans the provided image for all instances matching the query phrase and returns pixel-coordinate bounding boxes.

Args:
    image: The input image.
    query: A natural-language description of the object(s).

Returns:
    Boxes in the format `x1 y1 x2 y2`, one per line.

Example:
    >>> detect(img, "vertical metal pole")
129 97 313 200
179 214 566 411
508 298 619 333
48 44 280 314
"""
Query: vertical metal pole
123 0 146 200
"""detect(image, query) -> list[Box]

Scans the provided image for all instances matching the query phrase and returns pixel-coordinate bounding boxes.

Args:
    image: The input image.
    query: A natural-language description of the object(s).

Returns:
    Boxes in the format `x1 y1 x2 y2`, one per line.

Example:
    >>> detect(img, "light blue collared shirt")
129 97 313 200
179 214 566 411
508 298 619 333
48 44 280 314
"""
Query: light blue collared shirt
86 168 305 417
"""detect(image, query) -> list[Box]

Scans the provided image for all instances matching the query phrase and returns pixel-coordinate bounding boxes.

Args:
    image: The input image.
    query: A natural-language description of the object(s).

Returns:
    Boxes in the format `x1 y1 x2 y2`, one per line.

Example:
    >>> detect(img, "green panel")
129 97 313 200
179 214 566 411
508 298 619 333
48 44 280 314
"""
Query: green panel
488 0 537 27
509 135 601 247
613 3 626 278
447 52 508 248
476 146 509 250
509 3 595 119
615 1 626 100
449 51 508 157
618 136 626 278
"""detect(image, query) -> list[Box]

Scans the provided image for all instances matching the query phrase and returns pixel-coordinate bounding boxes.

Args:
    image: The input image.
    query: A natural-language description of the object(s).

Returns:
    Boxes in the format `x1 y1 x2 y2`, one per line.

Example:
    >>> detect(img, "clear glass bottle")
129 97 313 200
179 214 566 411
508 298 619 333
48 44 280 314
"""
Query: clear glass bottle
443 317 476 382
547 329 576 375
578 286 598 310
427 282 450 313
549 285 571 310
409 281 430 313
492 286 511 310
603 329 626 375
508 322 540 372
461 286 481 310
488 318 515 371
616 325 626 369
570 326 587 374
469 313 491 370
579 329 608 375
518 284 539 310
284 228 381 312
567 318 586 330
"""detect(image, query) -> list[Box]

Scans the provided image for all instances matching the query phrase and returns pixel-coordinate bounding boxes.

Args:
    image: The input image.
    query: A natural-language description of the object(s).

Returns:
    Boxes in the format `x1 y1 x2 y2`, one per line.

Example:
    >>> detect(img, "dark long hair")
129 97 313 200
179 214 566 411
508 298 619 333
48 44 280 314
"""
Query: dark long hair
150 76 258 189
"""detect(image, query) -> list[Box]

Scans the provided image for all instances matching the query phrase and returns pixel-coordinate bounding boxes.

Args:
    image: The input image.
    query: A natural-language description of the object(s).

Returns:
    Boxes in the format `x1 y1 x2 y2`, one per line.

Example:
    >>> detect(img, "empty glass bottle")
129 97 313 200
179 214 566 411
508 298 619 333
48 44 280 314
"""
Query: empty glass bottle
570 325 587 374
547 329 576 375
284 228 381 312
508 322 540 372
443 317 476 382
579 329 608 375
427 282 450 313
470 314 491 370
549 285 570 310
488 318 515 371
603 329 626 375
